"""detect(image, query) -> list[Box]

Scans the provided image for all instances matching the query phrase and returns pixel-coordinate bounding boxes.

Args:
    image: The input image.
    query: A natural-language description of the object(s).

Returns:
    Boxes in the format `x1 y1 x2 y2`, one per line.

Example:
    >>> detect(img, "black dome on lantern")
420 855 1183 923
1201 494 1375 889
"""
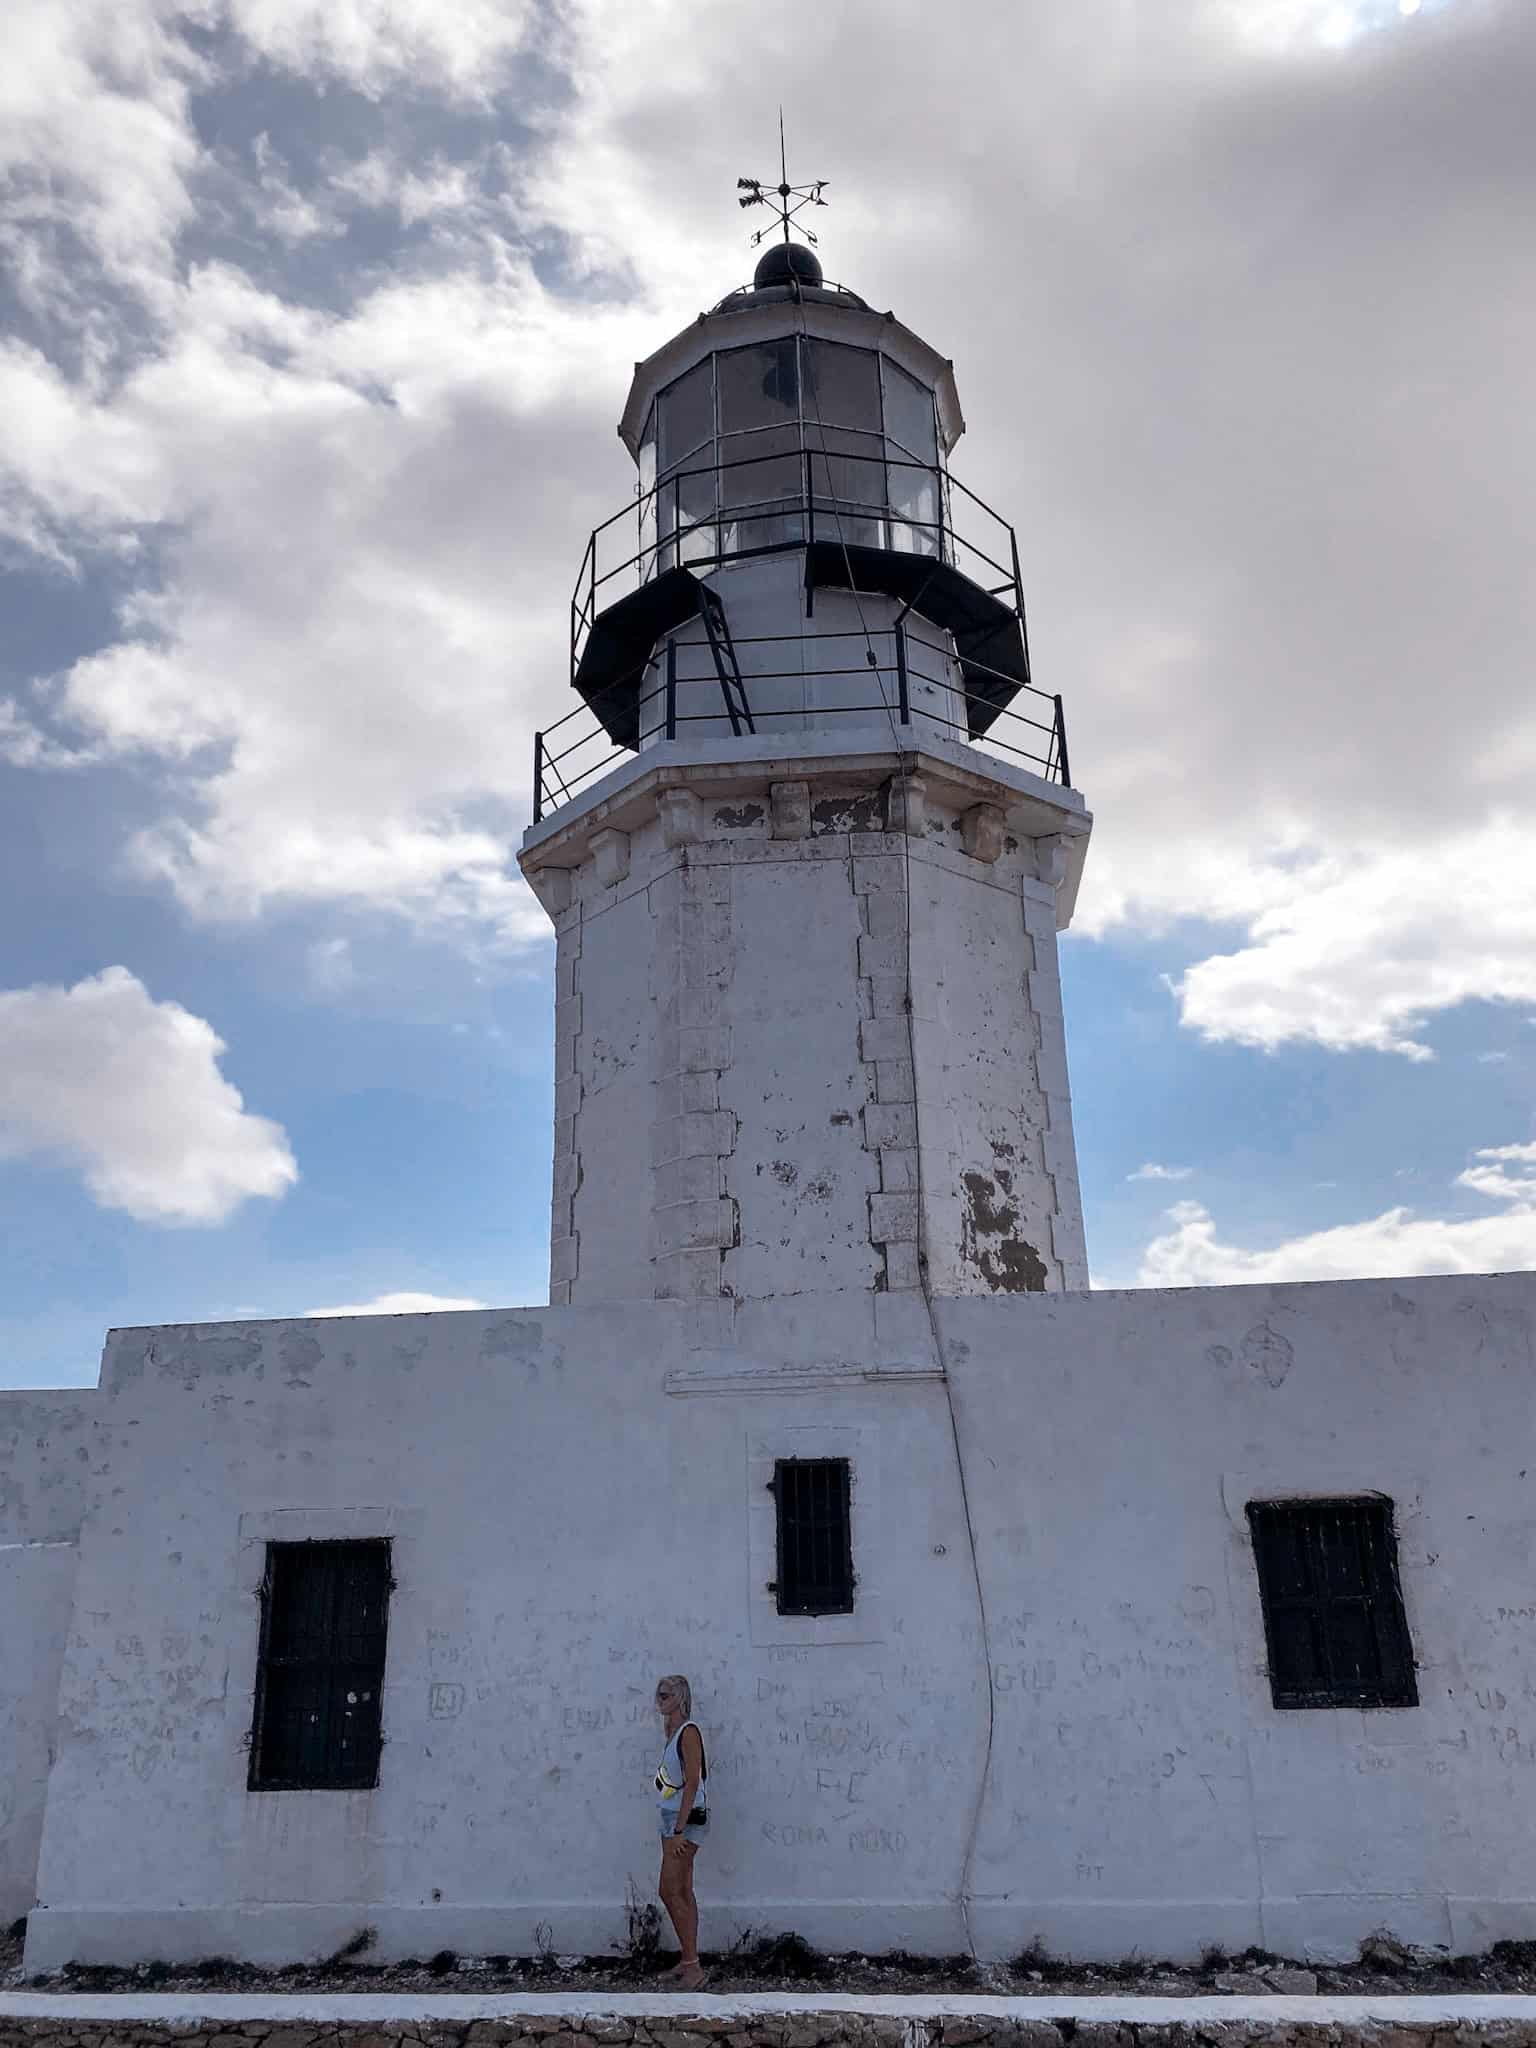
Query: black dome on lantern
753 241 823 290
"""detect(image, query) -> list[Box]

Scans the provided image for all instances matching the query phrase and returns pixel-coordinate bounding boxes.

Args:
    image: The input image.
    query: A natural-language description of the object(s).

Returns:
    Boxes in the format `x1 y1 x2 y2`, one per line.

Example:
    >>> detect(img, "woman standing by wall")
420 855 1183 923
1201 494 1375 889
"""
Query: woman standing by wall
653 1675 708 1989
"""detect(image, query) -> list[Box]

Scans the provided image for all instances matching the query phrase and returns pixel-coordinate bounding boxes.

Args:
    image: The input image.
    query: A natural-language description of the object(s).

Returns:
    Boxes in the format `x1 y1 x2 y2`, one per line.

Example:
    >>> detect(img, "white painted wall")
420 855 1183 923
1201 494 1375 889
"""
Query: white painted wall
0 1544 79 1926
22 1270 1536 1971
635 561 967 753
531 737 1091 1309
939 1276 1536 1964
0 1391 98 1923
26 1301 984 1967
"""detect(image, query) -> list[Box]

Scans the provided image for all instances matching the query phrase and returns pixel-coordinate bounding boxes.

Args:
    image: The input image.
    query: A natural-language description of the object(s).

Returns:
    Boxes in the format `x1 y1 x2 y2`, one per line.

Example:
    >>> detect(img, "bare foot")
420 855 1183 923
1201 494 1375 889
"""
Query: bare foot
673 1962 709 1991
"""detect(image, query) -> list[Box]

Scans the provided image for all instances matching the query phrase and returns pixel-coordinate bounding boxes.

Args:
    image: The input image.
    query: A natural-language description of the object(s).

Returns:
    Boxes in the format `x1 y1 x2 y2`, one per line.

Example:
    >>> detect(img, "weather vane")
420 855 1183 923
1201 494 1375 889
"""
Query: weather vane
737 110 827 247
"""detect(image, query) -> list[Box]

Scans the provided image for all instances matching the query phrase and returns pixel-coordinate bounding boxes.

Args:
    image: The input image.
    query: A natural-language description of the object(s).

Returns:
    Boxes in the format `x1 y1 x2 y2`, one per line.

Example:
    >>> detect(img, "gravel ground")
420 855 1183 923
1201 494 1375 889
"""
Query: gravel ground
6 1923 1536 2000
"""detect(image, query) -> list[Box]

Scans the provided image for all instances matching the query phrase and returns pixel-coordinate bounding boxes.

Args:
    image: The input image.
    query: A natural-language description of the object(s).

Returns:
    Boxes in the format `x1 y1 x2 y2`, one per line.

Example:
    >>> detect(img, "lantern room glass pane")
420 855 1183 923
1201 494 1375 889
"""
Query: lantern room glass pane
888 459 940 557
638 404 656 485
674 462 718 564
807 425 887 514
637 407 657 575
724 507 806 554
720 426 800 508
882 358 938 463
717 340 799 432
802 340 881 433
658 358 715 471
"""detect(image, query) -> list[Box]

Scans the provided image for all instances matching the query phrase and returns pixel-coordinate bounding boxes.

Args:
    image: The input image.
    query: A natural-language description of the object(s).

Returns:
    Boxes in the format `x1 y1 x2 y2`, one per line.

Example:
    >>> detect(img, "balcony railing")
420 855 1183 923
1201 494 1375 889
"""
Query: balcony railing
533 619 1070 824
571 444 1027 693
529 445 1070 827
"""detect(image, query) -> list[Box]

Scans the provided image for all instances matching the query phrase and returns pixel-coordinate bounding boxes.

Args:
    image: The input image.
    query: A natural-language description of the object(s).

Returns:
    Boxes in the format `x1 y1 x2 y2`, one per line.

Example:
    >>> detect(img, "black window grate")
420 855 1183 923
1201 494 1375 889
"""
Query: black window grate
1247 1496 1417 1710
770 1458 855 1616
249 1539 391 1789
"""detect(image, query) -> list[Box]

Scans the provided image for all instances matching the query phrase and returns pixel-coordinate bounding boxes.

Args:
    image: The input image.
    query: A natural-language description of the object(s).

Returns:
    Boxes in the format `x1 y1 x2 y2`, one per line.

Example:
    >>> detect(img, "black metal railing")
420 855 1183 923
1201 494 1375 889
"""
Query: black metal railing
533 618 1070 824
570 444 1026 693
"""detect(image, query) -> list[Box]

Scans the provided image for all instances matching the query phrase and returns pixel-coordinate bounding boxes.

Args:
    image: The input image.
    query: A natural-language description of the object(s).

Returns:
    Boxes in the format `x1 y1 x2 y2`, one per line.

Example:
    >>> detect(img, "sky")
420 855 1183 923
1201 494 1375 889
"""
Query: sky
2 0 1534 1389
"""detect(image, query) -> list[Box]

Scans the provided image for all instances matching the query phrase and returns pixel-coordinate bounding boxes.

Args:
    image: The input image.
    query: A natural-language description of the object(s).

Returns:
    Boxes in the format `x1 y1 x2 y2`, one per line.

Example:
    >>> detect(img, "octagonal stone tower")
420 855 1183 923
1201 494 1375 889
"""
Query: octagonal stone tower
519 241 1092 1311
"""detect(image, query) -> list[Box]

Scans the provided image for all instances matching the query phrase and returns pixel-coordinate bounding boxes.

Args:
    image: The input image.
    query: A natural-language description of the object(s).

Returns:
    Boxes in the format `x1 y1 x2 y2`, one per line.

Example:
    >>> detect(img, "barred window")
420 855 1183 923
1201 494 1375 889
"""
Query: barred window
249 1539 391 1789
1247 1497 1417 1710
770 1458 855 1616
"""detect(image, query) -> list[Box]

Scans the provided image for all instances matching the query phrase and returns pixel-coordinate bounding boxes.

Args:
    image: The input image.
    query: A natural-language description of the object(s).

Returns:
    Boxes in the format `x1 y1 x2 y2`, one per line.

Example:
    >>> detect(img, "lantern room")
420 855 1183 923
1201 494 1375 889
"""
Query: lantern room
536 243 1069 821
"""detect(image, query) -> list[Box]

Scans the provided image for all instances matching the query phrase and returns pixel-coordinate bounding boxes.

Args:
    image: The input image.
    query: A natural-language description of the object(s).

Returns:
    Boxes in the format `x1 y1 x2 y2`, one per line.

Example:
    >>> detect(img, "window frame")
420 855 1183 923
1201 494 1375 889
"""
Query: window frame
644 340 944 578
248 1536 393 1791
1246 1495 1418 1711
880 354 939 465
770 1456 856 1617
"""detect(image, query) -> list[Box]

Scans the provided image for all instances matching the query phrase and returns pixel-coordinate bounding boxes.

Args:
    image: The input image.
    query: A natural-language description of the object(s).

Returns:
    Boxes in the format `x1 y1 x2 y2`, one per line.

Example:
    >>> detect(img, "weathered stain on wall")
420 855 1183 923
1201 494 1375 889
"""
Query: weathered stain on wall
811 792 884 834
958 1168 1048 1293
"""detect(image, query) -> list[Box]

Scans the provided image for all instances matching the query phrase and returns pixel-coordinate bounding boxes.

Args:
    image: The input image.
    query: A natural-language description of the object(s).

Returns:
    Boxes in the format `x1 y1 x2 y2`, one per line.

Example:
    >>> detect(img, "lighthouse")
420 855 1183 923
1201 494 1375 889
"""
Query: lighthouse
15 195 1536 1982
518 214 1092 1313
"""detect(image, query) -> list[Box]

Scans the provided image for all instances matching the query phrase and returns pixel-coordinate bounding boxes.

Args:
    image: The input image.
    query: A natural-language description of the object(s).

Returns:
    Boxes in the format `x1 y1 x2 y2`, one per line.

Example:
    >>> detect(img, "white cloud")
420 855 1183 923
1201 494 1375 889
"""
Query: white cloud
331 149 481 227
0 0 539 315
0 966 297 1224
0 339 171 559
305 937 357 995
1128 1162 1194 1181
1 256 646 940
1208 0 1443 52
1455 1140 1536 1206
0 702 99 770
225 0 535 99
0 0 207 300
1 0 1532 1022
1161 820 1536 1059
1137 1139 1536 1285
306 1290 488 1317
251 134 343 245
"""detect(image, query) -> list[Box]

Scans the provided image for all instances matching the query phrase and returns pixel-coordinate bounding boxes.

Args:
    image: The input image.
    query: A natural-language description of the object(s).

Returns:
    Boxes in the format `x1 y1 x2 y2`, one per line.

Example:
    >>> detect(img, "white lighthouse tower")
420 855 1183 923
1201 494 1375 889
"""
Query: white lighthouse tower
519 209 1092 1315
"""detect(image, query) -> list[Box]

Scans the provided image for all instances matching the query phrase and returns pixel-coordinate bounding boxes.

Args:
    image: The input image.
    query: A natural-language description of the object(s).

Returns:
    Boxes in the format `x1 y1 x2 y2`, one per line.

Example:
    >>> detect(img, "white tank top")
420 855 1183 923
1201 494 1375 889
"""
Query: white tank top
654 1719 708 1819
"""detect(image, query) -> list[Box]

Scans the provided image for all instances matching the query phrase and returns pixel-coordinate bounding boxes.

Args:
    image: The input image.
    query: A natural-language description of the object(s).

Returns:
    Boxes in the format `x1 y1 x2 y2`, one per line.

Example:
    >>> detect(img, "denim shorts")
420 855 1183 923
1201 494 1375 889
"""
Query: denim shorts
658 1808 708 1844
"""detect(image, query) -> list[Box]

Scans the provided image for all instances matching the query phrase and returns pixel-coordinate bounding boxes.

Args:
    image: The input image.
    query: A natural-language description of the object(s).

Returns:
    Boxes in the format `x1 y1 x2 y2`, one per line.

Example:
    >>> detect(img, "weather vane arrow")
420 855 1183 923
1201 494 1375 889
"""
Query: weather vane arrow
737 109 828 247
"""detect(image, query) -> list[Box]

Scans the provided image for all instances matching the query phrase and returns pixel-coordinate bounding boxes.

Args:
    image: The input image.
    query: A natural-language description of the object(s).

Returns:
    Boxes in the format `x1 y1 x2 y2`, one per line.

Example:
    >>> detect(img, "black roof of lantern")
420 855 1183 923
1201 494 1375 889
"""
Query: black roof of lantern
754 241 823 290
709 243 868 315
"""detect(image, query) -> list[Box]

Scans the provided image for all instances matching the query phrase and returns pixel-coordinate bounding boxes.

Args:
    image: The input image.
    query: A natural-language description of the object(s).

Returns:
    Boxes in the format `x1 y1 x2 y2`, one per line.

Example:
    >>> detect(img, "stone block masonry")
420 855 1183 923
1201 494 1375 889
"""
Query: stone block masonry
538 746 1092 1309
851 832 921 1295
6 1998 1536 2048
650 861 739 1302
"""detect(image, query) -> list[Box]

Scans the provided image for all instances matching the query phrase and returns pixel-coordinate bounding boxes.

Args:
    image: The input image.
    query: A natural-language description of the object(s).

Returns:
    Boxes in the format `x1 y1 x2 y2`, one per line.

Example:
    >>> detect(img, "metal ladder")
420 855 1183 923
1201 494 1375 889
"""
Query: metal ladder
696 583 756 737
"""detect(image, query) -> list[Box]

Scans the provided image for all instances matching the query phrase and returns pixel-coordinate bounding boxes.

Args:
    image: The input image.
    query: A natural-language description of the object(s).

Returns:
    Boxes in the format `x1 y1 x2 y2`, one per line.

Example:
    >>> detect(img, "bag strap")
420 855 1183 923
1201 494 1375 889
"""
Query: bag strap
681 1718 708 1781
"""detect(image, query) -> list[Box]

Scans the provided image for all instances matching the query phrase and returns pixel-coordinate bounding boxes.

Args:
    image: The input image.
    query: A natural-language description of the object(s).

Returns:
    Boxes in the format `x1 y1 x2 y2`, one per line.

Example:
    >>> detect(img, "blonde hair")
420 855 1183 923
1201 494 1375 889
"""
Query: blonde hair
657 1673 692 1716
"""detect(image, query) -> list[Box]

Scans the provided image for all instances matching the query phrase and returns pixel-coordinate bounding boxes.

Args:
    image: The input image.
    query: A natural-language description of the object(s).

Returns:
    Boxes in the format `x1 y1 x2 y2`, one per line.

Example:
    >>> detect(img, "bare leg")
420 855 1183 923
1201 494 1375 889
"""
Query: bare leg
657 1840 705 1985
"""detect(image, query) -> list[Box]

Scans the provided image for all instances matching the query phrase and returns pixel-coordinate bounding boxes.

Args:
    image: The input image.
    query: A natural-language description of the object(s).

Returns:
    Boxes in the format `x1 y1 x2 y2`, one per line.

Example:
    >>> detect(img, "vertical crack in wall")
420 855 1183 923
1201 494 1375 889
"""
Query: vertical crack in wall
549 903 583 1305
